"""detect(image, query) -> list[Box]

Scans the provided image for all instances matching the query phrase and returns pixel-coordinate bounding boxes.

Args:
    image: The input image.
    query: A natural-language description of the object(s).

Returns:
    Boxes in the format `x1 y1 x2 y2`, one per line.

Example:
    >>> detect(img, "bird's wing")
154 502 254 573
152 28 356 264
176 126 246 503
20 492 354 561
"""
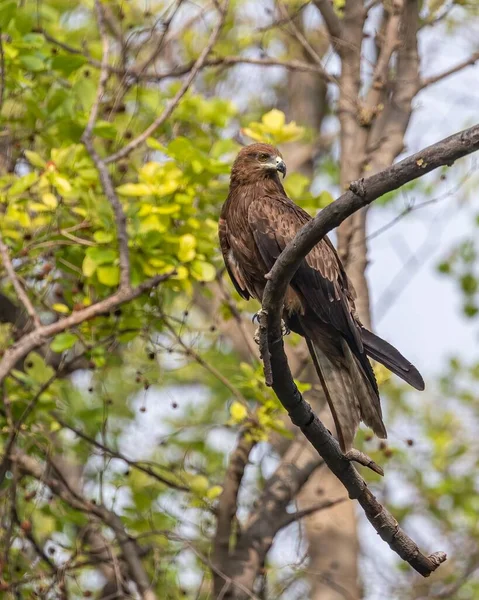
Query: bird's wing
247 196 363 353
218 215 251 300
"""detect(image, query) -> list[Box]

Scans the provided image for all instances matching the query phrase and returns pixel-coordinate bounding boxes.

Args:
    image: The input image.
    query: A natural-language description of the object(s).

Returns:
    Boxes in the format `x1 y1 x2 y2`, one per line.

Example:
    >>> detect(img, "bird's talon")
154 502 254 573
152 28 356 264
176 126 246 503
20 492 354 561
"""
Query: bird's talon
281 320 290 337
252 310 264 325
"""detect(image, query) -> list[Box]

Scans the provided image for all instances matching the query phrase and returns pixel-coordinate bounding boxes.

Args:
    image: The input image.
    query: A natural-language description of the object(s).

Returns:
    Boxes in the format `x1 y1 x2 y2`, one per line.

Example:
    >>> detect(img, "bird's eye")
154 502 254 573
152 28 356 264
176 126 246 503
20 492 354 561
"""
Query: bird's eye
258 153 269 162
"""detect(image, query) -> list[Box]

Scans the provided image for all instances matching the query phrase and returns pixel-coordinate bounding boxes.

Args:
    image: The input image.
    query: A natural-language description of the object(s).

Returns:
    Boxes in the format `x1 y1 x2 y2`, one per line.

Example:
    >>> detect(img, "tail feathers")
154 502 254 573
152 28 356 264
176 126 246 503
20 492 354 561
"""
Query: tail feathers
306 337 387 451
341 339 387 441
361 328 425 391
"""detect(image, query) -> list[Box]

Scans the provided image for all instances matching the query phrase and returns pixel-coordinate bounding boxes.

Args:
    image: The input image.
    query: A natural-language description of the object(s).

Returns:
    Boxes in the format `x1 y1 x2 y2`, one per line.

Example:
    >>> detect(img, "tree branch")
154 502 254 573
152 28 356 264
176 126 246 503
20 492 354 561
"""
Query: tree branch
11 449 158 600
312 0 342 46
259 123 479 577
279 497 345 528
419 50 479 89
81 0 131 290
104 0 230 164
0 271 174 385
213 432 255 577
0 231 41 328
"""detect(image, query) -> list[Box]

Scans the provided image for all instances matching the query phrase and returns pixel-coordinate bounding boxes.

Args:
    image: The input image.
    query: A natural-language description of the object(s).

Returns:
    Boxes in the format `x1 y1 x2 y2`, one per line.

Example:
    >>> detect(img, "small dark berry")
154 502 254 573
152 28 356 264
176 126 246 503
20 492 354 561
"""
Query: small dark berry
406 439 414 446
148 352 155 360
171 402 178 409
88 387 94 393
139 406 146 412
124 131 133 140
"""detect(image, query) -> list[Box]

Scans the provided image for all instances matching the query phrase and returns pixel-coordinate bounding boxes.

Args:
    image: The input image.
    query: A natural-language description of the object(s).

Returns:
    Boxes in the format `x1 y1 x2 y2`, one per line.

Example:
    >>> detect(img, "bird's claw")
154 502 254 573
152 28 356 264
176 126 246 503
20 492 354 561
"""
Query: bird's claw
253 315 289 346
252 310 262 325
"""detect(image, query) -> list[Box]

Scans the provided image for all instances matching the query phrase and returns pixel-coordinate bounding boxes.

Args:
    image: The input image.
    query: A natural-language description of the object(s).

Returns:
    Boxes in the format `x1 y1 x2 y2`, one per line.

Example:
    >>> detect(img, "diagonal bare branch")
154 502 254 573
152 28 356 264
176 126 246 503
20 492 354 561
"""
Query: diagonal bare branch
259 123 479 577
0 271 174 385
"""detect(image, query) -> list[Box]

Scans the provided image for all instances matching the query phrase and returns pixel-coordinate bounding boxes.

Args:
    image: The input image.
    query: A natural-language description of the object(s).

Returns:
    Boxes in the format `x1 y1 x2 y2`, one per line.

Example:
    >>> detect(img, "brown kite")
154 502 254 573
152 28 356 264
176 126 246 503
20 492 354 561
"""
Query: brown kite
219 143 424 451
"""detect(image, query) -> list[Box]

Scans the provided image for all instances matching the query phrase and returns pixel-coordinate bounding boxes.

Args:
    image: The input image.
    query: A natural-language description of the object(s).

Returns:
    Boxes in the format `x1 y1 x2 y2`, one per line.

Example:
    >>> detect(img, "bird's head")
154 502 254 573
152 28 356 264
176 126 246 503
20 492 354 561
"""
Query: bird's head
230 143 287 185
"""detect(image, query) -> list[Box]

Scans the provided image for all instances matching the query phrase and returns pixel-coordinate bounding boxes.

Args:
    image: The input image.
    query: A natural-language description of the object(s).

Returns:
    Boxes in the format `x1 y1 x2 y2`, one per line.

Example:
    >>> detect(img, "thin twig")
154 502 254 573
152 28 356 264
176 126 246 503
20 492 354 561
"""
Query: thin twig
419 50 479 90
81 0 130 290
104 0 229 164
279 497 345 527
53 413 189 491
162 314 249 404
0 231 41 328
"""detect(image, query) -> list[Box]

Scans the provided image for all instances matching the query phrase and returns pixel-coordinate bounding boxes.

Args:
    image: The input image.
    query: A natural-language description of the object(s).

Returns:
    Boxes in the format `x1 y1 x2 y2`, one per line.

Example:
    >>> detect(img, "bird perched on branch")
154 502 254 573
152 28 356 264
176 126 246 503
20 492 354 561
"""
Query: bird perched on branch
219 142 425 451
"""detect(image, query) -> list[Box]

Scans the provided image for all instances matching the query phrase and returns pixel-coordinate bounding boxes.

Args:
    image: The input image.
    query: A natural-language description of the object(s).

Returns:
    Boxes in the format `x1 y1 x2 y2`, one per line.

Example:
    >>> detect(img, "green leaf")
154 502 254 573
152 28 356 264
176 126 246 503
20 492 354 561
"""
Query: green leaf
93 121 118 140
52 303 69 313
97 265 120 286
42 193 58 208
262 109 285 130
0 1 15 28
82 254 97 277
86 247 117 265
51 54 88 75
190 260 216 282
230 401 247 423
50 332 77 352
20 55 45 72
51 173 72 195
178 234 196 263
93 231 114 244
116 183 153 196
24 150 46 169
8 172 38 196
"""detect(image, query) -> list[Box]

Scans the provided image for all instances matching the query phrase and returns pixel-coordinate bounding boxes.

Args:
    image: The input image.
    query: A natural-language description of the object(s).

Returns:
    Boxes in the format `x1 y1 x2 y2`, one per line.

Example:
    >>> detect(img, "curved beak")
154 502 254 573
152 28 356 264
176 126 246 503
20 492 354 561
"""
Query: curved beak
275 157 287 178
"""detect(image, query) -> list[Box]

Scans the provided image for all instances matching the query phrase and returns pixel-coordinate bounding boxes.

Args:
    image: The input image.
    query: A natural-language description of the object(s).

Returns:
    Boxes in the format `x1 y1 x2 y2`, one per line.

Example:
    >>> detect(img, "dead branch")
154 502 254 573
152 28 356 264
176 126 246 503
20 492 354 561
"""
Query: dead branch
259 123 479 577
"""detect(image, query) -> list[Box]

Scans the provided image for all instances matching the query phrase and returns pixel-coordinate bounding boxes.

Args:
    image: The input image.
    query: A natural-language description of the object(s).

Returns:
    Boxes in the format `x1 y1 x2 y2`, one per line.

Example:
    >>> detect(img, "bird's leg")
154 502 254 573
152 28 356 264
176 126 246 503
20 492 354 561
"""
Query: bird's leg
252 310 290 345
252 310 264 345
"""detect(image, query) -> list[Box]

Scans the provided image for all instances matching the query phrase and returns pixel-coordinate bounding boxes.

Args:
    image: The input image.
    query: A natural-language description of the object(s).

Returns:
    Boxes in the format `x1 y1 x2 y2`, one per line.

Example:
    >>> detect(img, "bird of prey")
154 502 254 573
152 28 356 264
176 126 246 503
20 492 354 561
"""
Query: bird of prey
219 142 425 451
